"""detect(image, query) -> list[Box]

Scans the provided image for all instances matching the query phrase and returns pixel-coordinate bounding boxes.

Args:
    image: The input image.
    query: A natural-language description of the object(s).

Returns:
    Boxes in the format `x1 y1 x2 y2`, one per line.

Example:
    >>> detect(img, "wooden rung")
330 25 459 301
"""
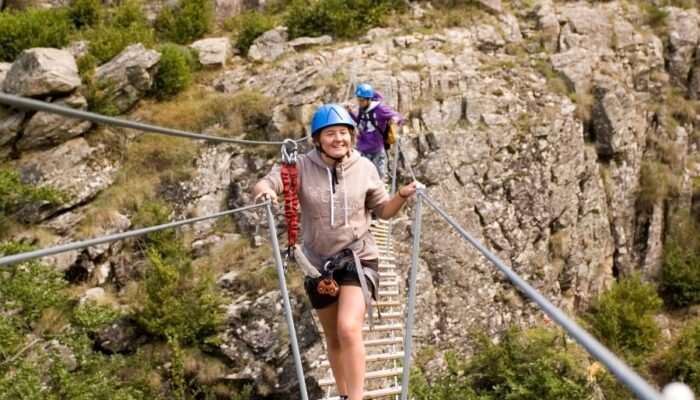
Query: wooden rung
376 300 401 307
371 311 402 318
320 352 404 367
319 323 402 335
362 386 403 399
318 367 403 386
378 290 399 296
378 280 398 287
364 337 403 346
380 272 397 278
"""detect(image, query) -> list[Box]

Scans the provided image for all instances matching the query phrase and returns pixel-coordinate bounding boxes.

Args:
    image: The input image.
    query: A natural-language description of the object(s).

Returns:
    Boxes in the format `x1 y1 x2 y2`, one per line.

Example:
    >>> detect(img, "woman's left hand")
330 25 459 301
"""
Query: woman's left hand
398 181 420 199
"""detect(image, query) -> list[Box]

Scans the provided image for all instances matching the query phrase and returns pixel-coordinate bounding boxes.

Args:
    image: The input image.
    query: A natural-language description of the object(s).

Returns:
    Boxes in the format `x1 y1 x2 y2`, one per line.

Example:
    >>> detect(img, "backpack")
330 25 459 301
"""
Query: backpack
359 109 396 150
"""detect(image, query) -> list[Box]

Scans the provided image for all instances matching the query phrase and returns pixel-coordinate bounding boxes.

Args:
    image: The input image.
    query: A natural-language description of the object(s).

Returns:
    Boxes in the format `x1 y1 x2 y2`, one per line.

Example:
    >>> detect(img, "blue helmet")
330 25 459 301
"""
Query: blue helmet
310 104 355 137
355 83 374 99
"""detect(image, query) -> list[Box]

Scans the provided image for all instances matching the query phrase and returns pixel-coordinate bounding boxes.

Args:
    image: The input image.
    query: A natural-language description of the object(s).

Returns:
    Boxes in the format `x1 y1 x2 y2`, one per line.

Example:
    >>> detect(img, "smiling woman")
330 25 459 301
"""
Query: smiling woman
252 103 418 400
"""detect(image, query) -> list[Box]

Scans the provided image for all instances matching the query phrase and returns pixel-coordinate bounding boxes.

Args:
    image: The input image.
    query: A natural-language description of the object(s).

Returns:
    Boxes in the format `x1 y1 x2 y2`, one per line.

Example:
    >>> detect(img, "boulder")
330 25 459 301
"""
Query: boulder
190 37 232 67
475 24 505 52
94 44 160 113
666 7 700 91
478 0 502 14
247 27 292 62
97 319 144 354
3 48 80 97
15 137 119 223
287 35 332 50
0 62 11 88
17 94 92 151
549 49 596 94
63 41 90 59
0 107 24 159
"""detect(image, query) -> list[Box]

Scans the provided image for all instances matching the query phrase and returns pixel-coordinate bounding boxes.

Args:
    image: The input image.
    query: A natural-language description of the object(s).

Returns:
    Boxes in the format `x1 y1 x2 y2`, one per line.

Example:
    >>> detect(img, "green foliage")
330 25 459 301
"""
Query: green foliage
135 248 225 346
583 274 662 363
110 0 148 29
637 161 677 215
0 8 73 62
660 318 700 392
72 301 124 332
0 165 68 233
284 0 405 39
132 200 182 258
152 44 194 100
229 90 274 140
83 22 155 65
410 328 593 400
661 212 700 308
226 11 276 54
70 0 102 28
155 0 213 44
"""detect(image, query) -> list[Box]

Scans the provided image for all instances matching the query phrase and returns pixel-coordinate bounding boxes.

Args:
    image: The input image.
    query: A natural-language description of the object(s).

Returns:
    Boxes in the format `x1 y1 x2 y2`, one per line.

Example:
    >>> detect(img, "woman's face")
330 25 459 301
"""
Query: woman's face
318 125 353 159
358 97 371 108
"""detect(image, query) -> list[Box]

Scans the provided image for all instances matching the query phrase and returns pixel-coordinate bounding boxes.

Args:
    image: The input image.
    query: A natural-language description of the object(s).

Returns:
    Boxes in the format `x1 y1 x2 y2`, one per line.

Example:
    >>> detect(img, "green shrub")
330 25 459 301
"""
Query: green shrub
135 248 225 345
661 212 700 308
0 165 68 233
152 44 194 100
70 0 102 28
660 318 700 392
110 0 147 28
410 328 593 400
284 0 405 39
226 11 276 54
637 161 678 216
83 22 155 65
155 0 213 44
229 90 274 139
0 8 73 61
583 274 662 363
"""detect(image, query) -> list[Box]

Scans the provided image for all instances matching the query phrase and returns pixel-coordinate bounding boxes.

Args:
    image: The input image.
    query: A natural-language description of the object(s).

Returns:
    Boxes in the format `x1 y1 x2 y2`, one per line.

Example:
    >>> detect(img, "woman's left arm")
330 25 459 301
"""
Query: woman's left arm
376 181 420 220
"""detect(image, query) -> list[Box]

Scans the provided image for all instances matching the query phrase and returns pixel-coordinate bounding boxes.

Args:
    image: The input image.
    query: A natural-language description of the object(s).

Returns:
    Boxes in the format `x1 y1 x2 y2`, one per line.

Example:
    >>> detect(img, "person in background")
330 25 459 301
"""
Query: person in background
345 83 404 179
253 104 418 400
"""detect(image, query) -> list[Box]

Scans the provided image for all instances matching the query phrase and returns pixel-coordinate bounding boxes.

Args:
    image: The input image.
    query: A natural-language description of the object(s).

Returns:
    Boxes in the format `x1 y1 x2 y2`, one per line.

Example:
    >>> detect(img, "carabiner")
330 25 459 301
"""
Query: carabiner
281 139 298 165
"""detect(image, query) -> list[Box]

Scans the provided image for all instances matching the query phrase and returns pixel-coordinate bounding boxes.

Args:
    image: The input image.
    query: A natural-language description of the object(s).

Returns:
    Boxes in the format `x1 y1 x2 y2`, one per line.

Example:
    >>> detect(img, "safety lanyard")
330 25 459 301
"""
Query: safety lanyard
280 139 299 272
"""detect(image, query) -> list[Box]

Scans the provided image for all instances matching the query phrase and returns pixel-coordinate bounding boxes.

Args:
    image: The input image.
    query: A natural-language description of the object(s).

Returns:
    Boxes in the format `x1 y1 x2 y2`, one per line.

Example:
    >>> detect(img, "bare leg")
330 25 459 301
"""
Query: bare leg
317 301 348 397
337 286 367 400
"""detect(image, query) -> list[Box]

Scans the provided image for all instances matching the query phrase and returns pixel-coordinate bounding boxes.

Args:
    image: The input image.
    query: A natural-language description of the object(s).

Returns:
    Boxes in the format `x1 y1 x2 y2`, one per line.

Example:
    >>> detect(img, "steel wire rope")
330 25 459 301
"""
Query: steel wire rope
0 203 267 266
0 93 310 145
404 192 664 400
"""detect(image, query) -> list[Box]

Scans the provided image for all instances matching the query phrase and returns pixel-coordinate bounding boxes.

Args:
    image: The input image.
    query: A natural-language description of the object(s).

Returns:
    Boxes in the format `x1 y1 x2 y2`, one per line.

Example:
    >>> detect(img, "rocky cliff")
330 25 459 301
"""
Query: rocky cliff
1 0 698 398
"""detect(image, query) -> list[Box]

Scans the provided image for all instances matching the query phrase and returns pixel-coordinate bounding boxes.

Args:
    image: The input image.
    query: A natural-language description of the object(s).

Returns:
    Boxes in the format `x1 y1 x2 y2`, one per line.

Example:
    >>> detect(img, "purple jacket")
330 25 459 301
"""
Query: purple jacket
349 92 404 154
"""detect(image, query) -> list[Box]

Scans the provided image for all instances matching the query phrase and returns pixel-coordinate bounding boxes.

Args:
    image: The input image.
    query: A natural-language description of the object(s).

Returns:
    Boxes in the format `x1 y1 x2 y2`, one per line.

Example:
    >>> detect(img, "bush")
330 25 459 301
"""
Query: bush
70 0 102 28
110 0 147 28
660 318 700 392
637 161 678 216
410 328 593 400
227 11 276 54
583 274 662 363
135 247 225 346
152 44 194 100
84 22 155 65
0 165 68 233
661 212 700 308
155 0 213 44
284 0 405 39
0 8 73 61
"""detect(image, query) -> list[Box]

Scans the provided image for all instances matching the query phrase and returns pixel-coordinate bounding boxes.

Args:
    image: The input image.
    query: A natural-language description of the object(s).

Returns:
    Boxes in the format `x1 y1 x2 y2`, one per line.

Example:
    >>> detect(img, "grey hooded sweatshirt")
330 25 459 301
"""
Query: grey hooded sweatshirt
259 148 390 265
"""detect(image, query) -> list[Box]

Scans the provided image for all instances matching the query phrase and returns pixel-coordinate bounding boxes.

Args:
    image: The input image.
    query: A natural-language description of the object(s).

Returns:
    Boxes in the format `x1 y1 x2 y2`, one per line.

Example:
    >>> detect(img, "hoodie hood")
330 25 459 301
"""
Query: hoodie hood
366 91 384 112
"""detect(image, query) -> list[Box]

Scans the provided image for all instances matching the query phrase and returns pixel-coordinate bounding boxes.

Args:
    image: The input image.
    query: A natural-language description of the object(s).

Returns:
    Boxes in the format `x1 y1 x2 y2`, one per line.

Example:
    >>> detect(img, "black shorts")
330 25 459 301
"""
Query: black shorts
304 259 379 309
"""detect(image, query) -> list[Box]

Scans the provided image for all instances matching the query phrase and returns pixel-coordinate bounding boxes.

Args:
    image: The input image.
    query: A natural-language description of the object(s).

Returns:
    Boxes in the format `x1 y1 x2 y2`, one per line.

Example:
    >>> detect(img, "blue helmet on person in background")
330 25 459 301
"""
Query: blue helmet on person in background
310 104 355 137
355 83 374 99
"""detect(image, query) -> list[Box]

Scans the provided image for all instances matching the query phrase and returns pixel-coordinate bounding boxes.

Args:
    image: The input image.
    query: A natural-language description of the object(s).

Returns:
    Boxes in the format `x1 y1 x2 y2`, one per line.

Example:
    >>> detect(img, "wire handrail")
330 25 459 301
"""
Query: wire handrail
0 93 310 145
398 190 664 400
0 203 265 266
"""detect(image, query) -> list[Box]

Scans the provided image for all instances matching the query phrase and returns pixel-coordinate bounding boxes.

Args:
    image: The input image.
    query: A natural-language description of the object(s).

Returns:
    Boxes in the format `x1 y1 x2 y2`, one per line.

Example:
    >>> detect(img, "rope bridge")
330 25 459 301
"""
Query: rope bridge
0 92 694 400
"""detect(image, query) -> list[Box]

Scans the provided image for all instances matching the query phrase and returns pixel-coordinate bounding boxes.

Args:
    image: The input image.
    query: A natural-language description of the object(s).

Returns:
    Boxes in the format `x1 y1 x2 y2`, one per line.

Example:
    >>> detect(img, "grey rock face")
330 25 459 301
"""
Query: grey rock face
248 27 292 62
94 44 161 113
549 49 595 93
15 137 119 223
190 37 232 67
18 94 92 150
287 35 332 50
3 48 80 97
665 7 700 92
0 62 11 88
0 107 24 159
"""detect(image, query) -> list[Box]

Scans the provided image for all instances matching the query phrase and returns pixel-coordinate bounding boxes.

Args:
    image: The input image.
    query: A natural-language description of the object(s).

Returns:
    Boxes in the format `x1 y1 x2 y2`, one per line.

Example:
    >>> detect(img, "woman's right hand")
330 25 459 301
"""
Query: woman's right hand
254 189 278 204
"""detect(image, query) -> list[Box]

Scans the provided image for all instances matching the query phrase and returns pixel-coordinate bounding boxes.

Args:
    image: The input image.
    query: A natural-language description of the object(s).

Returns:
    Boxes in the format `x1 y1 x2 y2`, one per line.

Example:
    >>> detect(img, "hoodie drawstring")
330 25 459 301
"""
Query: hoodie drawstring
326 164 349 228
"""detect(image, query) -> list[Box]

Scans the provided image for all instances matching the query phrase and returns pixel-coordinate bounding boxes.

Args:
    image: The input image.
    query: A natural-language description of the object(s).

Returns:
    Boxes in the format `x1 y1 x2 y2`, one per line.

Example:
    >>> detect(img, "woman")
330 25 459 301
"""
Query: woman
253 104 417 400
